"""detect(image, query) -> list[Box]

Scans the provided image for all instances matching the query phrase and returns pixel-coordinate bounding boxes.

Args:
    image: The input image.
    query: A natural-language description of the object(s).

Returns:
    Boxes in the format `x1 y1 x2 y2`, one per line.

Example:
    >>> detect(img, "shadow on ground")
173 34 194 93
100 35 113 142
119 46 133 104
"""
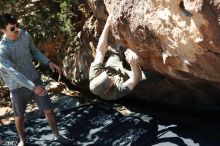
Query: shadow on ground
0 96 220 146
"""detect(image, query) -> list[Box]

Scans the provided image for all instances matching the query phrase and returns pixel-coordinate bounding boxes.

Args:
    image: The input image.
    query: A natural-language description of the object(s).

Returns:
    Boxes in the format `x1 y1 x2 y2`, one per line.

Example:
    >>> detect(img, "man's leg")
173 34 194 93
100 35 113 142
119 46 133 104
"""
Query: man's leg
15 117 25 146
34 93 71 144
44 108 71 143
33 78 70 143
34 94 59 136
10 88 30 146
105 45 123 70
105 45 130 78
44 109 59 137
125 70 146 81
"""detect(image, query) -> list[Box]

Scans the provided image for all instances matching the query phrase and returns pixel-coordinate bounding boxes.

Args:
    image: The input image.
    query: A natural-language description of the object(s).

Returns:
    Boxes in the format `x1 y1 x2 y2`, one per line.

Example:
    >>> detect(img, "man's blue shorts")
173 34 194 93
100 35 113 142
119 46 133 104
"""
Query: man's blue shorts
10 79 52 117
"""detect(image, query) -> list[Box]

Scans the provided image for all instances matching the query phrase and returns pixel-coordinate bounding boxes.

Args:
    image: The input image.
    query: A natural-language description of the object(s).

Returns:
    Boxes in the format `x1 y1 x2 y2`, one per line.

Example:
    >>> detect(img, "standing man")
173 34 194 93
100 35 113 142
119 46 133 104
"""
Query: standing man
0 13 70 146
89 14 143 100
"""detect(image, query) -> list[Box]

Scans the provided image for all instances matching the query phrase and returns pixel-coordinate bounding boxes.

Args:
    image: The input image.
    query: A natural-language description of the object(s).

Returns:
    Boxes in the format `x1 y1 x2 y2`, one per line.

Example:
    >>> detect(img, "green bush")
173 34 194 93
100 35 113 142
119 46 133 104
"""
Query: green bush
0 0 85 86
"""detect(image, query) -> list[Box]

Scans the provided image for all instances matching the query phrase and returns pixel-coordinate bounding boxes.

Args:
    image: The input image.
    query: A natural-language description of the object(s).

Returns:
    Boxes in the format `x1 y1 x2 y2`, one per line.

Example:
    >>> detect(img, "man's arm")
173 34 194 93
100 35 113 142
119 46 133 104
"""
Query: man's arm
0 48 48 96
93 15 113 64
123 50 142 90
0 48 35 91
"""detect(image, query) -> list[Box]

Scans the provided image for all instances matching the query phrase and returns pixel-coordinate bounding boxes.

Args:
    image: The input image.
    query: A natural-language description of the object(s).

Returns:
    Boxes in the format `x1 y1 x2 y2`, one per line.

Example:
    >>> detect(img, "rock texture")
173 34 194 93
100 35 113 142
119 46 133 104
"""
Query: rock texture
94 0 220 82
79 0 220 107
38 0 220 108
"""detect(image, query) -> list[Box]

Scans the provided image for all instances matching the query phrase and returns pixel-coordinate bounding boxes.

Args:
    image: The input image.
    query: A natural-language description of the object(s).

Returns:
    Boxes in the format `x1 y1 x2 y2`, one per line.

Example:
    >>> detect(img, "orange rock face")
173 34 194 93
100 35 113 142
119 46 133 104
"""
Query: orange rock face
37 0 220 108
96 0 220 82
86 0 220 107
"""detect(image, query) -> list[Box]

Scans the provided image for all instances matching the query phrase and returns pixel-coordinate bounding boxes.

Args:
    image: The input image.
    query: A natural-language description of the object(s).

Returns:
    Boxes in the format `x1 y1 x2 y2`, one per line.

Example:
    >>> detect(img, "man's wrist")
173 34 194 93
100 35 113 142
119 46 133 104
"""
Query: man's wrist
47 60 52 65
33 85 36 91
30 83 36 91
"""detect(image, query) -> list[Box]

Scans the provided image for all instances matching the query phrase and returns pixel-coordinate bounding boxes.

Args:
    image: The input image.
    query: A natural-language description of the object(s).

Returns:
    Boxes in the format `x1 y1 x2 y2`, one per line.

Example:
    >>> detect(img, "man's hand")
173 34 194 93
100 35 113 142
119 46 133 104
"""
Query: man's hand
123 49 142 90
106 13 116 26
34 85 48 96
48 61 62 75
125 49 139 65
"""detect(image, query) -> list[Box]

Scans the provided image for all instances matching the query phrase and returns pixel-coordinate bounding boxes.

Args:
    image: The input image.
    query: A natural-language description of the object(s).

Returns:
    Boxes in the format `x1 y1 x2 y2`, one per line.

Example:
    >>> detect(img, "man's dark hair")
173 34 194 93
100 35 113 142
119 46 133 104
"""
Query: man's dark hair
0 13 17 29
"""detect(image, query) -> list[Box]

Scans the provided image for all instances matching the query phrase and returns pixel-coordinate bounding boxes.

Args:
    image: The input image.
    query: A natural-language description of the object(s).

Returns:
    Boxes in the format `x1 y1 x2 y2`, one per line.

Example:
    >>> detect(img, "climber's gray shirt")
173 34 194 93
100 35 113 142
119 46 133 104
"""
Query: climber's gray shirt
0 29 49 91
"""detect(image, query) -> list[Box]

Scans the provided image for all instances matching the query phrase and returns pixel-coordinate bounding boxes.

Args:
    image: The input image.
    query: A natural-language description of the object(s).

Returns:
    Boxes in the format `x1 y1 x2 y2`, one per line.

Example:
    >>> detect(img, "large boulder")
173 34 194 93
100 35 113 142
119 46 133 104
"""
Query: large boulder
89 0 220 82
84 0 220 108
37 0 220 108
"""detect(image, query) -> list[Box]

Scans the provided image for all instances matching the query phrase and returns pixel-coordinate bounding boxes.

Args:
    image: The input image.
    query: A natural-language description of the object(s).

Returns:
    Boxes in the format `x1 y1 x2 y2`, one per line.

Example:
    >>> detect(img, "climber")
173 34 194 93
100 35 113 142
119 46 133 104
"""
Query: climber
89 14 145 100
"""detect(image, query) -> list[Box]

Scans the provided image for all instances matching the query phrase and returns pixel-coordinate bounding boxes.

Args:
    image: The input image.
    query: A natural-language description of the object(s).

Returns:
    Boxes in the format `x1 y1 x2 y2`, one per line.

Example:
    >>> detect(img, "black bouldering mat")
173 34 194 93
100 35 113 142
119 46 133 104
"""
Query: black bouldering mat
0 102 219 146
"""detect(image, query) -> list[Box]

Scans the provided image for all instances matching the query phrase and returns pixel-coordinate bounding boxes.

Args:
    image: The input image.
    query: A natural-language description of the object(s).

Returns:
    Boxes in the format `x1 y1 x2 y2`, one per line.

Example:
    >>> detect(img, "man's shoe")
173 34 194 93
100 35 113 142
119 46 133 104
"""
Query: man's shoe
54 135 71 144
17 141 25 146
